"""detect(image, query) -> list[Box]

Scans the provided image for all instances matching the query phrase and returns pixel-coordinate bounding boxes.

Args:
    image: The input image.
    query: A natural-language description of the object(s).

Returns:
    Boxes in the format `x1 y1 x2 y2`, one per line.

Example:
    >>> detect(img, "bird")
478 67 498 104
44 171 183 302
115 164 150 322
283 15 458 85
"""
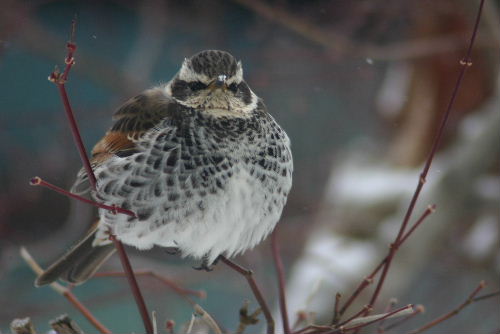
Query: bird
36 50 293 286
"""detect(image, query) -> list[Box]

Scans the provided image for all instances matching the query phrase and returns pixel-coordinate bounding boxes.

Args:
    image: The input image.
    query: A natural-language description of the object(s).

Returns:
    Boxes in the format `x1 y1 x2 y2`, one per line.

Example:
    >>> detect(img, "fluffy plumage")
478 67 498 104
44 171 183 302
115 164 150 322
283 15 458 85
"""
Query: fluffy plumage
36 50 293 286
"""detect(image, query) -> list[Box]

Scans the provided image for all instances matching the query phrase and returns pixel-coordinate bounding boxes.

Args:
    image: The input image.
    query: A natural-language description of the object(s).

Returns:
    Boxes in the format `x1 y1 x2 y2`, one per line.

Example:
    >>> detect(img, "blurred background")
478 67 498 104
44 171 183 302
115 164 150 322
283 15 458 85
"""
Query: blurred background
1 0 499 333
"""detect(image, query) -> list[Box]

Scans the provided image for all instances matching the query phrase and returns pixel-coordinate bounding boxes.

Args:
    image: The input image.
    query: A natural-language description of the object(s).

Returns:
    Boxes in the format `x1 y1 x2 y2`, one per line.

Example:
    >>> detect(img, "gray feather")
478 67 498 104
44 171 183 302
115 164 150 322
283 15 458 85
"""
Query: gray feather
35 225 115 286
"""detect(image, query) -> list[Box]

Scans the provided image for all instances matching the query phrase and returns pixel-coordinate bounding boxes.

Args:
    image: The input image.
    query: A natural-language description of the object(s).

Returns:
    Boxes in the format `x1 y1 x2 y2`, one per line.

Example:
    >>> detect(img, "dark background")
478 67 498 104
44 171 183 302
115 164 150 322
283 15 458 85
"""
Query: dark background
1 1 499 333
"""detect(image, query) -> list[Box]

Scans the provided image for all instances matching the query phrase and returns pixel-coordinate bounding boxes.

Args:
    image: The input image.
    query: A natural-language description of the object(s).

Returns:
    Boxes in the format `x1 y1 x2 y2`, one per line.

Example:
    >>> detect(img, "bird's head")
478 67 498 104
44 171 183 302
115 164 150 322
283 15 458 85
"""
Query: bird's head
166 50 257 115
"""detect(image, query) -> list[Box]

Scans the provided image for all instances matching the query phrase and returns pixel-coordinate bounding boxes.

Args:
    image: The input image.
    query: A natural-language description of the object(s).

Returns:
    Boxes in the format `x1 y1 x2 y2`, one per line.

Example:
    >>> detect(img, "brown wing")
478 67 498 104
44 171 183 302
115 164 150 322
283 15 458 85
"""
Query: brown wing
71 86 175 194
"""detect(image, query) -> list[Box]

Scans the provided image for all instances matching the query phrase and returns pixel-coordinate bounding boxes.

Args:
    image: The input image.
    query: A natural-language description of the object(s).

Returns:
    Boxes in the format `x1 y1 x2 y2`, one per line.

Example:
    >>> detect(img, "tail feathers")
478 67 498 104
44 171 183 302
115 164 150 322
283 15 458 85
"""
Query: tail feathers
35 225 115 286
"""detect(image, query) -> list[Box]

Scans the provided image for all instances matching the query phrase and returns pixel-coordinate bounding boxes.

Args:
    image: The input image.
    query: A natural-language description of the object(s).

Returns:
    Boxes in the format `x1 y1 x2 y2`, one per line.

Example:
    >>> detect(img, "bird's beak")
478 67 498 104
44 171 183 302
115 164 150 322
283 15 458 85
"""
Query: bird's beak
211 74 227 90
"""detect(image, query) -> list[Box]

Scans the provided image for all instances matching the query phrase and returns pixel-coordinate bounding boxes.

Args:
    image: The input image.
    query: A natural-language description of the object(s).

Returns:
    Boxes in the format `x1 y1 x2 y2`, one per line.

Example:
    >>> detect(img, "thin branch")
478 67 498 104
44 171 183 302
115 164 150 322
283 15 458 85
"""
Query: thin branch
193 304 223 334
339 274 377 317
330 293 342 325
219 256 275 334
49 18 153 334
293 324 332 334
48 19 96 190
365 0 486 313
94 270 206 300
377 298 398 333
30 176 136 217
292 311 309 331
152 310 158 334
405 282 486 334
110 235 154 334
336 305 372 328
272 229 291 334
166 320 176 334
340 305 414 333
339 205 435 317
231 0 496 61
472 290 500 302
382 304 424 332
20 247 111 334
396 205 436 247
293 305 414 334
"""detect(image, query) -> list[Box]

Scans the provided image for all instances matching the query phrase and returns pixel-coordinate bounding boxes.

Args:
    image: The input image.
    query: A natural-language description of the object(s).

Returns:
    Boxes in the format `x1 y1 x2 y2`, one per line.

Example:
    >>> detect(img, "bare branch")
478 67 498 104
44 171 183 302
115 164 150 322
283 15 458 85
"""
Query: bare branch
219 256 275 334
20 247 111 334
272 229 291 334
405 282 487 334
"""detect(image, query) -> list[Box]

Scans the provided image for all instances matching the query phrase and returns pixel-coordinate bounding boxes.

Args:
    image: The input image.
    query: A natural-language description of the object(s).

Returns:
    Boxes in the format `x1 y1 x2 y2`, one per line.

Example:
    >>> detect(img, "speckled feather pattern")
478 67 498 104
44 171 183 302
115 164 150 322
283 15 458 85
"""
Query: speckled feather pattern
74 50 293 264
92 96 291 263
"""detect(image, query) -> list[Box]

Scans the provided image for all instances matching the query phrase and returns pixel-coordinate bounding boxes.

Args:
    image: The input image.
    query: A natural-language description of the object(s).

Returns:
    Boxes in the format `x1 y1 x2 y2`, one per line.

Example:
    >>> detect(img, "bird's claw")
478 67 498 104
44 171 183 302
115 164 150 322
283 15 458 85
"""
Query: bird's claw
165 247 181 255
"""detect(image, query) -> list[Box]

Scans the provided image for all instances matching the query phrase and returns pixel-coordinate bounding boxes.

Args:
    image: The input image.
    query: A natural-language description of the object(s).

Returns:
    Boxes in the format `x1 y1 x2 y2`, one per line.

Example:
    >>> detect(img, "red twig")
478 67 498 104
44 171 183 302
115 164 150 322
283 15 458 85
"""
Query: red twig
48 19 96 190
292 311 309 331
166 320 176 334
219 256 275 334
63 290 112 334
405 282 486 334
294 305 414 334
331 292 342 325
377 298 398 333
48 18 153 334
293 324 331 334
94 270 206 299
272 229 291 334
336 305 372 328
472 290 500 302
339 205 435 317
382 304 424 332
110 235 154 334
30 176 136 217
366 0 485 312
20 247 111 334
396 205 436 247
328 305 414 334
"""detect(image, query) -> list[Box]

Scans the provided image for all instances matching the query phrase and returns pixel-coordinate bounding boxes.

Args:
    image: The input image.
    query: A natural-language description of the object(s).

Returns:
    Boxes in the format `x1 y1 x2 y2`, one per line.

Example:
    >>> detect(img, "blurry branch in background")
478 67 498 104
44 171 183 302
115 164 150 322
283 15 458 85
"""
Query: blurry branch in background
123 0 168 86
232 0 499 61
405 281 486 334
380 304 425 333
337 205 436 319
293 305 415 334
94 270 206 300
192 304 223 334
272 229 291 333
358 0 487 319
19 247 112 334
284 0 499 333
0 1 141 95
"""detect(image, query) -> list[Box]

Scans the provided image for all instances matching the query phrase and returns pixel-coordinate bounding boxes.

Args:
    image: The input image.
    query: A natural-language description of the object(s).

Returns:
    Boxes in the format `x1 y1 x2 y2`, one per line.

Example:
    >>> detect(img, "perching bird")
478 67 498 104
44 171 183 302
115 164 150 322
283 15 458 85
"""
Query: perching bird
36 50 293 286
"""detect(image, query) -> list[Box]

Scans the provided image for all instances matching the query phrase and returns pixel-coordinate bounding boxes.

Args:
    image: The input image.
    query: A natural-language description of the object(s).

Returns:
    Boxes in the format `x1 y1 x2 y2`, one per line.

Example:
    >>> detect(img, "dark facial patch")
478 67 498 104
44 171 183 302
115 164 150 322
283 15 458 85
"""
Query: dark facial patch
170 79 190 101
188 50 238 79
237 82 252 105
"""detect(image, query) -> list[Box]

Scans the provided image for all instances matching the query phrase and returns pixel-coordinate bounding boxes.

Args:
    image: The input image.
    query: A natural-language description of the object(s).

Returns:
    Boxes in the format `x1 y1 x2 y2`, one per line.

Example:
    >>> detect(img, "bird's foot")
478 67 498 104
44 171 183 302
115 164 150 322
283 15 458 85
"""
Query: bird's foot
165 247 181 255
192 255 221 272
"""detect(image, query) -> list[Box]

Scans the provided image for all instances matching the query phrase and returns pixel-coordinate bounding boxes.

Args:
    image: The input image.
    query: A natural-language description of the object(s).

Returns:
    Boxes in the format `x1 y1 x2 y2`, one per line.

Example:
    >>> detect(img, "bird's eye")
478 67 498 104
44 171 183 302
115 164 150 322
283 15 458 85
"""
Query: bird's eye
188 81 207 91
228 83 238 93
